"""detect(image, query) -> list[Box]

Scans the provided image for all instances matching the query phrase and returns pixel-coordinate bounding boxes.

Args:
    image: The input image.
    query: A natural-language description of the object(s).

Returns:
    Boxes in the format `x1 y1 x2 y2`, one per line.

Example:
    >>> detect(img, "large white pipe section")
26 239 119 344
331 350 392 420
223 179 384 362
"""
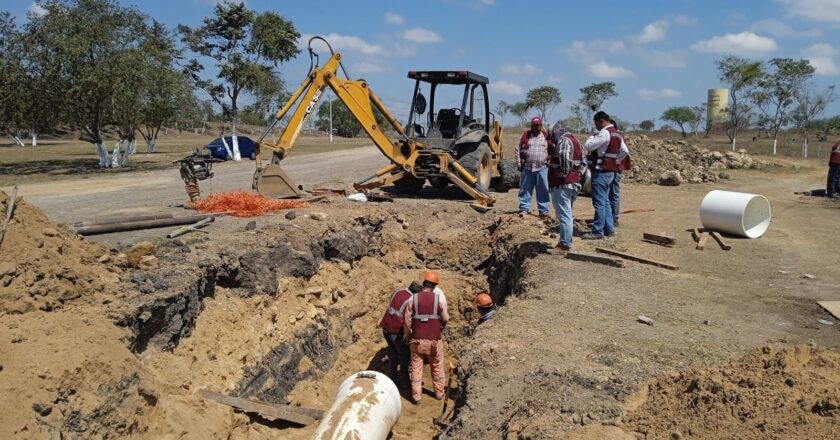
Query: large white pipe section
311 371 401 440
700 190 771 239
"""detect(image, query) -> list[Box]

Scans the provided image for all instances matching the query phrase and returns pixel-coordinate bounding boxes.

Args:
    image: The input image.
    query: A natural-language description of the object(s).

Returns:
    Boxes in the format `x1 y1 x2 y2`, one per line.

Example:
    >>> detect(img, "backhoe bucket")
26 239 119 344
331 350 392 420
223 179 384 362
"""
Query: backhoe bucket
256 164 306 199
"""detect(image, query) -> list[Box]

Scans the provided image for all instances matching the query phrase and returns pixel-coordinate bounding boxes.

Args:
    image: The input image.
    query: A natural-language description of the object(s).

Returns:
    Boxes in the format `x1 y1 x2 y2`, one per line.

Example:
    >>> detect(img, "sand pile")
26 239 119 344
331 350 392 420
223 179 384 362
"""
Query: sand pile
623 134 765 186
624 345 840 439
0 191 120 314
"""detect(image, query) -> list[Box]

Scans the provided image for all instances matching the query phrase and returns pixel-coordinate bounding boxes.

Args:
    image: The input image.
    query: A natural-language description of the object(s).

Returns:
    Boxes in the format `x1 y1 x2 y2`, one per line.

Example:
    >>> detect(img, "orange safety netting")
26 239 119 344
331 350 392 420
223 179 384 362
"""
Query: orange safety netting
193 191 309 217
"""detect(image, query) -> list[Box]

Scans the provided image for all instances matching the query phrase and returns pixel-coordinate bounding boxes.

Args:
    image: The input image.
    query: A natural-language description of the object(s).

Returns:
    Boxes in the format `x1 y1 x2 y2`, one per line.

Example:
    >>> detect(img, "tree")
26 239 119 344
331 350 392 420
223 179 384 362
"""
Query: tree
525 86 561 121
688 104 707 137
494 100 510 125
315 100 386 138
716 55 763 151
639 120 655 131
509 101 530 126
0 12 26 146
137 67 199 153
577 82 617 131
661 106 696 138
752 58 815 155
179 2 299 161
791 85 835 158
560 115 584 133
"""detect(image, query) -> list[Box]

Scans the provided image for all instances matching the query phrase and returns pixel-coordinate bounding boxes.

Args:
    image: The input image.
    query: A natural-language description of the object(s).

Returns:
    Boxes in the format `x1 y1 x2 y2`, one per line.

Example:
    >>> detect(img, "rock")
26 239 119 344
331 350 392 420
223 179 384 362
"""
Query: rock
309 212 327 221
0 363 3 372
137 256 159 271
296 311 305 321
285 211 297 220
32 403 52 417
288 315 296 324
711 151 723 160
803 274 817 279
42 228 59 237
338 260 352 274
703 319 711 326
11 335 26 343
307 304 319 319
637 315 654 326
245 221 257 231
0 261 17 277
658 170 682 186
126 241 156 267
113 253 128 267
718 172 731 180
97 254 111 264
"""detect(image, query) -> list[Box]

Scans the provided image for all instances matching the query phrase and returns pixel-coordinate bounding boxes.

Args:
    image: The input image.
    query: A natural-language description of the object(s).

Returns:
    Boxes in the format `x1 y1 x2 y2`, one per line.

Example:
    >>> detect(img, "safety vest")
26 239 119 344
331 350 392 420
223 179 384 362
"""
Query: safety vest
589 126 623 172
548 133 583 188
379 288 413 334
830 141 840 165
411 288 442 340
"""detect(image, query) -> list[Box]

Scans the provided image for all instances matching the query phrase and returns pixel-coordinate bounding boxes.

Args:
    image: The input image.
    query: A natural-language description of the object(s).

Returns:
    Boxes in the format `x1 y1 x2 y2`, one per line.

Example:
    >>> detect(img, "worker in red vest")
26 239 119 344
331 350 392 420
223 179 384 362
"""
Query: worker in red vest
828 139 840 198
582 111 629 239
403 271 450 403
609 119 631 226
547 122 585 252
379 281 422 390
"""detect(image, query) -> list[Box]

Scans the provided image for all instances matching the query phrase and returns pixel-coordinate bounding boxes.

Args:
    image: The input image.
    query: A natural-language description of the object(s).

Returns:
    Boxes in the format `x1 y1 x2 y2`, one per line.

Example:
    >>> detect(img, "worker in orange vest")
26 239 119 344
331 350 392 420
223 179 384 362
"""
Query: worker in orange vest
403 271 450 403
378 281 422 390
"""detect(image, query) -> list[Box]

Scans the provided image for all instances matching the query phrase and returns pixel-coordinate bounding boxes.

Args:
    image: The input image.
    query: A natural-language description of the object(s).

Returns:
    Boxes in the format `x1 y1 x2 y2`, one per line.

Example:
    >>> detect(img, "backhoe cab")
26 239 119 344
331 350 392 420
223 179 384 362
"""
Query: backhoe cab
252 36 518 209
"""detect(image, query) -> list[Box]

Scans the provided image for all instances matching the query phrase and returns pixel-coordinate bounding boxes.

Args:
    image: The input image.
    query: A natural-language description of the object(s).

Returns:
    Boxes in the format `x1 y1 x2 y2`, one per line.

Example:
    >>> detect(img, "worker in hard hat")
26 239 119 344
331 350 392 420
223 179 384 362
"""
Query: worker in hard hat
403 271 449 403
379 281 422 391
475 292 496 324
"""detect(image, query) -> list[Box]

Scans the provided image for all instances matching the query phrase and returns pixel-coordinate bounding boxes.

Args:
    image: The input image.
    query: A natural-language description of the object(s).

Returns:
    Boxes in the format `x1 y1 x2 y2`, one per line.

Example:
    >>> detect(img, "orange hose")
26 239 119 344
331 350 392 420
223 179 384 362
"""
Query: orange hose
193 191 309 217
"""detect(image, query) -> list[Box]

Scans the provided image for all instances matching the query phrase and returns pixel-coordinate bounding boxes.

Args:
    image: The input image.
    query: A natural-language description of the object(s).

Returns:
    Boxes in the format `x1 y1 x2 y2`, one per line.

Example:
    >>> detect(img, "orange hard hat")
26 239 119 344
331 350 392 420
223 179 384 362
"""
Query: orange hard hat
423 271 440 285
475 292 493 307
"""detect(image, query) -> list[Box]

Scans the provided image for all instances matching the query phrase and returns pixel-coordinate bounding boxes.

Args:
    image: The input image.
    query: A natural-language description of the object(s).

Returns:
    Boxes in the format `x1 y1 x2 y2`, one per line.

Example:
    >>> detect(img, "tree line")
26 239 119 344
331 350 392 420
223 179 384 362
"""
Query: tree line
0 0 299 167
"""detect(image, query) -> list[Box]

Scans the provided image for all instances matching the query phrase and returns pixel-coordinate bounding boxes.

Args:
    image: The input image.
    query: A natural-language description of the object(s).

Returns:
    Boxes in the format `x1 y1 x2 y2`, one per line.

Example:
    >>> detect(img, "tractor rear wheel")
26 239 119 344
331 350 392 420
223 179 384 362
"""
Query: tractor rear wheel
458 142 493 191
492 159 519 192
392 174 425 194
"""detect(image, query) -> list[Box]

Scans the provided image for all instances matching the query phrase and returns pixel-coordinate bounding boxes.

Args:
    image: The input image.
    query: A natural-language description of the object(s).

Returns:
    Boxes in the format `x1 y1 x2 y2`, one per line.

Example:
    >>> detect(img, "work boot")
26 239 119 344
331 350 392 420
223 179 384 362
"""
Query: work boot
605 231 616 237
518 211 528 218
581 233 604 240
613 219 620 227
547 244 570 255
538 212 550 219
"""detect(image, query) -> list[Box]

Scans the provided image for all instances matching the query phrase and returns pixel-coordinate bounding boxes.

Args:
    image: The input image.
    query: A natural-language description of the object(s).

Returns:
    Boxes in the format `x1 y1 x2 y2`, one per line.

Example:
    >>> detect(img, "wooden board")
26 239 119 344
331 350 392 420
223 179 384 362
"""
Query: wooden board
696 232 709 250
595 247 679 271
566 252 626 268
198 389 322 426
691 228 702 243
709 231 732 251
817 301 840 320
642 232 676 247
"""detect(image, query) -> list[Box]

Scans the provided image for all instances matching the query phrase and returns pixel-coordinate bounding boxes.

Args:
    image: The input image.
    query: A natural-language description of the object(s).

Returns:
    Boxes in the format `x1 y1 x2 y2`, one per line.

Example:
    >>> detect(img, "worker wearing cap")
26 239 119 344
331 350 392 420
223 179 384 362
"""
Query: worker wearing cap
828 139 840 198
378 281 422 390
475 292 496 324
515 116 553 218
404 271 449 403
582 111 629 239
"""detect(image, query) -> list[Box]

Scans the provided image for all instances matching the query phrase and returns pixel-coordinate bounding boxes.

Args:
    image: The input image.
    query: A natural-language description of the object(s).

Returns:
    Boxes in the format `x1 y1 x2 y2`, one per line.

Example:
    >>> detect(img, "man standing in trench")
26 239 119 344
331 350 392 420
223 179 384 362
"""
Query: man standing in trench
404 271 449 404
378 282 422 391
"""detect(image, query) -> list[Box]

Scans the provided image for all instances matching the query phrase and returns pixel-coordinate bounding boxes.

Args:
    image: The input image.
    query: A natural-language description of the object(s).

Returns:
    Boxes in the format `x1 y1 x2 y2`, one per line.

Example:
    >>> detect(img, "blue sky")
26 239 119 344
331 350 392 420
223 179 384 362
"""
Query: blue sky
7 0 840 124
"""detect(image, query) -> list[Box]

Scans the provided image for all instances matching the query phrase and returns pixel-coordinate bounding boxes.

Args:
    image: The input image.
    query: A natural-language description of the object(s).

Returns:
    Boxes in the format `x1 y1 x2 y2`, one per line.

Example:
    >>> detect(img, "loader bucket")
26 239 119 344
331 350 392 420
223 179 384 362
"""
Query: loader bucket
256 164 306 199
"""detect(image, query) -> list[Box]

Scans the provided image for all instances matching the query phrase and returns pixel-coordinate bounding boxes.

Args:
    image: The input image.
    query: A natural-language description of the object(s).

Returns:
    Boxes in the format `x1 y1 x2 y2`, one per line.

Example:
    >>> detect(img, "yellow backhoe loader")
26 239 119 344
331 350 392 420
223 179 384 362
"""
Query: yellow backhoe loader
252 36 519 209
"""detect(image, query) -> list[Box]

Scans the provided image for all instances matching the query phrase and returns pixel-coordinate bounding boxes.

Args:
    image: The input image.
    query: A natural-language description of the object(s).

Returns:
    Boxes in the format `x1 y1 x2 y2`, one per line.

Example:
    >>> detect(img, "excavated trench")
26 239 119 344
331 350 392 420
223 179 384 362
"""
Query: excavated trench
97 210 539 438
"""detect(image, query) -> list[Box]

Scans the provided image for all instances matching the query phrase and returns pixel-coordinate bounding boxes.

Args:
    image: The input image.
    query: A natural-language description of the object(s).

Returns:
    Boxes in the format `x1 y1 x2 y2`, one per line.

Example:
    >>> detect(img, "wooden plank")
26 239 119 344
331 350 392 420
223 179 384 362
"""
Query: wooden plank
817 301 840 320
642 232 676 247
595 247 679 271
566 252 626 268
0 186 19 251
198 389 322 426
709 231 732 251
691 228 702 243
696 232 709 250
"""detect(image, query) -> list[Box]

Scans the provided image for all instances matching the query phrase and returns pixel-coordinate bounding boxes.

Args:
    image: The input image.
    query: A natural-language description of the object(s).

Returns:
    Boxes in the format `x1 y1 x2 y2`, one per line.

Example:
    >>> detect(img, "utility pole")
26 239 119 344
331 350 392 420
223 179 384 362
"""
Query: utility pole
329 93 333 143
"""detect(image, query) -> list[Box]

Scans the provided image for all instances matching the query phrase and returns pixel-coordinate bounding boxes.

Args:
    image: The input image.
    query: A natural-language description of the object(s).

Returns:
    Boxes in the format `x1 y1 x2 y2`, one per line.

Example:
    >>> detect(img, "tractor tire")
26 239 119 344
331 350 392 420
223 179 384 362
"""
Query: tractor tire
492 159 520 192
392 175 425 194
458 142 493 191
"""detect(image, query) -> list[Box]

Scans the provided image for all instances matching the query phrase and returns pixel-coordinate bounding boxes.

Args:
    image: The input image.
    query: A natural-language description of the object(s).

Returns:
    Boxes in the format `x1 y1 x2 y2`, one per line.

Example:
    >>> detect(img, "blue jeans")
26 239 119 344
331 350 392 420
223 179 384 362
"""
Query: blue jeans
551 186 577 248
590 170 615 236
518 168 550 214
609 172 622 223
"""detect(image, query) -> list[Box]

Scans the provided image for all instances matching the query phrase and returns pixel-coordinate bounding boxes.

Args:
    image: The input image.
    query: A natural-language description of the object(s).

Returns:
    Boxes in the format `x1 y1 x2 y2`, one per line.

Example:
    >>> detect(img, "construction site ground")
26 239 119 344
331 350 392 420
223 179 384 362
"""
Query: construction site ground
1 135 839 439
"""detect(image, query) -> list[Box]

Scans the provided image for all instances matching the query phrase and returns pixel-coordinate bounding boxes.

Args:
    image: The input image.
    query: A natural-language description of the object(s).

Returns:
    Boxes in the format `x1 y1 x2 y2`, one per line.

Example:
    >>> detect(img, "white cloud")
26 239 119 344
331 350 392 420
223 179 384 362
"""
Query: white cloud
500 63 542 76
691 31 778 55
352 61 390 74
587 61 633 78
803 43 840 75
776 0 840 23
28 2 47 16
401 28 444 44
637 88 683 101
490 80 524 96
384 12 404 26
636 20 669 44
566 40 625 60
299 33 385 56
546 74 564 83
751 18 821 37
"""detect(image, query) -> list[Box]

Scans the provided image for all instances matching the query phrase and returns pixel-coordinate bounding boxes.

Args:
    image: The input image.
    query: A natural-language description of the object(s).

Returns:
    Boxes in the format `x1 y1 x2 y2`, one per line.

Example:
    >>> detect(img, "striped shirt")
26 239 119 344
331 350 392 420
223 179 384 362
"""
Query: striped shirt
516 131 550 172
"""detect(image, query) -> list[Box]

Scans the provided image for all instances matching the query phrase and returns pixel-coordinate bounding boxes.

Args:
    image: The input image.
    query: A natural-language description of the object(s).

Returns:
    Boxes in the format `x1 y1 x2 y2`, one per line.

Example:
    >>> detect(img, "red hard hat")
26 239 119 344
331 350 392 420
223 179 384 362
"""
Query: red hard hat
475 292 493 307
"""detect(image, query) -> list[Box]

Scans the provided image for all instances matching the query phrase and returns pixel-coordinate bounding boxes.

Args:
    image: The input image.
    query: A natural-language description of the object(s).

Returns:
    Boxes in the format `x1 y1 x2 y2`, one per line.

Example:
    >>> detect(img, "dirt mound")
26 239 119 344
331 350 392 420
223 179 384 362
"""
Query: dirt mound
624 134 767 185
624 345 840 439
0 191 120 314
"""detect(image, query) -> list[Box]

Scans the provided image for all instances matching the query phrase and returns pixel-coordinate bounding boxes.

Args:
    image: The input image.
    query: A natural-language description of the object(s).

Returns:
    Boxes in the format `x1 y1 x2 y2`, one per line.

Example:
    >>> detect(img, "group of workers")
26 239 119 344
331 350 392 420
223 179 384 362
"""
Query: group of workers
516 111 630 251
378 271 494 403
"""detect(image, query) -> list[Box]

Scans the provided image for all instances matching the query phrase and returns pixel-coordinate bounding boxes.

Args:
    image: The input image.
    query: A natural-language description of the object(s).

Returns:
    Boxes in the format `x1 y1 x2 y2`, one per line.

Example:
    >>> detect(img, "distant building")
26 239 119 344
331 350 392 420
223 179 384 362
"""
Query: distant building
707 88 729 133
